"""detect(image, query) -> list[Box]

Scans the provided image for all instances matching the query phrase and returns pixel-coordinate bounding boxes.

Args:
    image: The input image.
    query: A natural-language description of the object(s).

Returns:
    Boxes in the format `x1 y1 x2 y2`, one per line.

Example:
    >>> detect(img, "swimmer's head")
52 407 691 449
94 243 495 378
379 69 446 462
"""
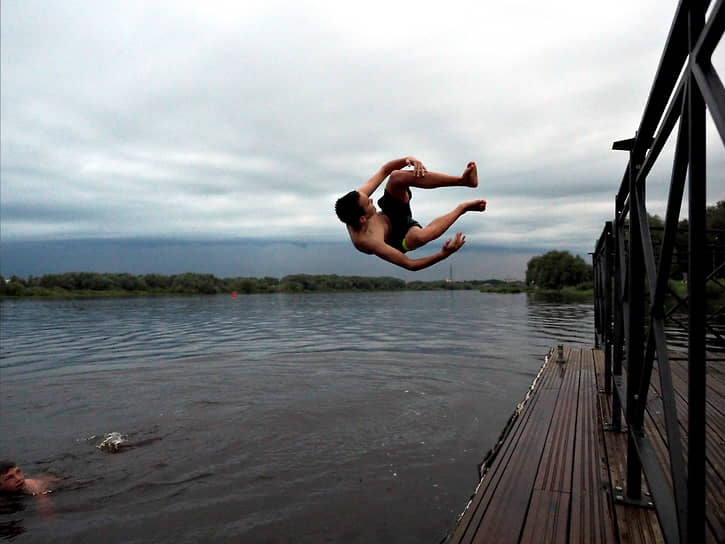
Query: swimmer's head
335 190 365 227
0 461 25 494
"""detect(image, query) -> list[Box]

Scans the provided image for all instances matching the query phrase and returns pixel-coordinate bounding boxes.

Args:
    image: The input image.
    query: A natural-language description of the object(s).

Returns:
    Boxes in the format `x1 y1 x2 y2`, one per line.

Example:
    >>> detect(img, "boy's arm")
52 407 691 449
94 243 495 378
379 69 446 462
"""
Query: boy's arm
25 474 60 494
363 233 465 271
357 156 426 197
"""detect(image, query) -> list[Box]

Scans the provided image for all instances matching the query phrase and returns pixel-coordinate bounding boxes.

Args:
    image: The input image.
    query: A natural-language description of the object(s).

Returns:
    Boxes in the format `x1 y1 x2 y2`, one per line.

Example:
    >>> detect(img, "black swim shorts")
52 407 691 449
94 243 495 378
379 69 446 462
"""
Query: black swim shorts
377 188 422 253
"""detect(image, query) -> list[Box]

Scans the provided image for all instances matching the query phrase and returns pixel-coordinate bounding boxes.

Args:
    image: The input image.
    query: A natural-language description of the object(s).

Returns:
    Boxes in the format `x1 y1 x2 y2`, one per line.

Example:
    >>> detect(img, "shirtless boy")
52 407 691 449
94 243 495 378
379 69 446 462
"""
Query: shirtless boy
0 461 57 495
335 156 486 271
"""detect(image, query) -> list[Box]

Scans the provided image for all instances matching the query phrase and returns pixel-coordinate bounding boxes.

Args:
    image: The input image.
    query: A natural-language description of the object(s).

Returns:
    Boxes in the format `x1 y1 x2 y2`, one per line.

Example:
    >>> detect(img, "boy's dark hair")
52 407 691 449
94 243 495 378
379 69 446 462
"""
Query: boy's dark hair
335 190 365 227
0 461 16 476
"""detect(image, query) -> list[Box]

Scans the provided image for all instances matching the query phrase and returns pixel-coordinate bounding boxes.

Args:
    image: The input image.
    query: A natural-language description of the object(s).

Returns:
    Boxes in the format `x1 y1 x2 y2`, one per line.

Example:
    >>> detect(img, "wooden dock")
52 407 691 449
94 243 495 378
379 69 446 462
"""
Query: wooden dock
445 345 724 544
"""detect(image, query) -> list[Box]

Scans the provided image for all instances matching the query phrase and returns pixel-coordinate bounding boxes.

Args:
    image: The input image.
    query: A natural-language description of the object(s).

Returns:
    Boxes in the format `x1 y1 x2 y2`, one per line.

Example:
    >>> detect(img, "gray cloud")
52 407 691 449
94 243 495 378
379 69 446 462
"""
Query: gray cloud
1 0 723 278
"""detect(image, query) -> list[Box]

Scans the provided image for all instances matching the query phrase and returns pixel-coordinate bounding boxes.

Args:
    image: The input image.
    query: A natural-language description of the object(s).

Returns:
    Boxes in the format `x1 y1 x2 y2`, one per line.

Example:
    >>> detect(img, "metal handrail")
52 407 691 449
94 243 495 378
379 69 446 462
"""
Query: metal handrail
592 1 724 542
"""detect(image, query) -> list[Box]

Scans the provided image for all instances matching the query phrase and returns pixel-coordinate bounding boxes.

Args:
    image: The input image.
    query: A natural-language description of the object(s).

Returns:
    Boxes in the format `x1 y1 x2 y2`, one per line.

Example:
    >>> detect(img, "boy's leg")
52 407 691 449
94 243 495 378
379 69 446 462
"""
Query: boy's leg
386 162 478 202
404 199 486 251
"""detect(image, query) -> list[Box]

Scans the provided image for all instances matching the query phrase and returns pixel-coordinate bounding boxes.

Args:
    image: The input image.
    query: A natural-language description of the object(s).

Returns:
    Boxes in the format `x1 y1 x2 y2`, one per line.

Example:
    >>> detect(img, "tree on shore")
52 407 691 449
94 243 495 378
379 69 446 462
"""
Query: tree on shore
526 251 591 289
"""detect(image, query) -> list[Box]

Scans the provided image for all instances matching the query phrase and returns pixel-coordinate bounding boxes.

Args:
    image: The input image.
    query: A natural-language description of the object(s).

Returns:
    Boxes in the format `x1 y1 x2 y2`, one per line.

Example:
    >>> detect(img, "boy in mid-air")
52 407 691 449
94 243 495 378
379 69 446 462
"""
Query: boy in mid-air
335 156 486 271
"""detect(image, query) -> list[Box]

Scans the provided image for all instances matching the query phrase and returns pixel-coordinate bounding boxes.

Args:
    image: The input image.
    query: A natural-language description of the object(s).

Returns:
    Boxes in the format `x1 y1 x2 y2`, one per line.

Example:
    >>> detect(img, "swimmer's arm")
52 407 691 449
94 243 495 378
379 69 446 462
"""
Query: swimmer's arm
365 234 465 272
23 476 58 495
23 479 44 495
357 156 425 197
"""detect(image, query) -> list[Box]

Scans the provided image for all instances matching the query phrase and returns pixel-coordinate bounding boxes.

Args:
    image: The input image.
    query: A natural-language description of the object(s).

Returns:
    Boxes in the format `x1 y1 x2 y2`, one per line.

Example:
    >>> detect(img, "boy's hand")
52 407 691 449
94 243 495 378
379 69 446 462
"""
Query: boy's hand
442 232 466 256
405 157 427 177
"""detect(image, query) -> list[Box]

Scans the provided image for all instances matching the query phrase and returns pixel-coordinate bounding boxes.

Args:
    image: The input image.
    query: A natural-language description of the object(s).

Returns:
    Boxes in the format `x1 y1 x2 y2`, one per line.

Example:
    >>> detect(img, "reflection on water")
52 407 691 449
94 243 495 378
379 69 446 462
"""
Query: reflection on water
0 292 593 543
526 298 595 346
0 497 26 540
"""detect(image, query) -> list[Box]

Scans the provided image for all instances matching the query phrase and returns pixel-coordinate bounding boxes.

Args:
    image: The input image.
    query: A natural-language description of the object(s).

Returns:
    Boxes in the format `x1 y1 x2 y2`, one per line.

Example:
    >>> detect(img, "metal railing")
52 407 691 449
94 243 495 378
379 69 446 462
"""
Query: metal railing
592 1 724 542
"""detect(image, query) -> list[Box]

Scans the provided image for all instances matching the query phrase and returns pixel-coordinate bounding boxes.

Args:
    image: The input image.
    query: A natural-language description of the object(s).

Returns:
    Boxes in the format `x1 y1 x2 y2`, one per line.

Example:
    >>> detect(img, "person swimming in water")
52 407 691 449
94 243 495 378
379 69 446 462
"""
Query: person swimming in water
334 156 486 271
0 461 58 496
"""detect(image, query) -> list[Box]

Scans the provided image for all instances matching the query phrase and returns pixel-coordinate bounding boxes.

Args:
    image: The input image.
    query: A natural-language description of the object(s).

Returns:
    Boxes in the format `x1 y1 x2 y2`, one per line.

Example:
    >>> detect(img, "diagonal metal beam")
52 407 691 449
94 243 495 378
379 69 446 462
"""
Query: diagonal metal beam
611 375 682 544
615 0 713 206
695 0 724 60
692 0 725 153
632 181 658 299
637 79 686 184
692 62 725 145
692 0 725 142
652 90 690 312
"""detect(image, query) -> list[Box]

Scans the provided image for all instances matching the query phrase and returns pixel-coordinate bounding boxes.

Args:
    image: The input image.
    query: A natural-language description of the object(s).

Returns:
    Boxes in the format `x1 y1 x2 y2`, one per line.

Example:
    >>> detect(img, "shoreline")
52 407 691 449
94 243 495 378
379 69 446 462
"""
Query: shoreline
1 272 597 301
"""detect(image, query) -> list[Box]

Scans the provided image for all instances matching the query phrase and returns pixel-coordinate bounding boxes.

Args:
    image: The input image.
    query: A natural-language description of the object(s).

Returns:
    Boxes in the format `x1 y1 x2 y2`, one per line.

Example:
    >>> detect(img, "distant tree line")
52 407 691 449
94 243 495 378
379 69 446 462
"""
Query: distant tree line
0 272 518 298
647 200 725 280
525 201 725 290
0 273 390 297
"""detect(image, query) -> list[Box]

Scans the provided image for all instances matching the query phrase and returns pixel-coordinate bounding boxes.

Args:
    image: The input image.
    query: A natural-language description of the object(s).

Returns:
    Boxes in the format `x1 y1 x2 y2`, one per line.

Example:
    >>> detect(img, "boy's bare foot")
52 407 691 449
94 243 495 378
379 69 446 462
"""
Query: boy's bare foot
461 199 487 213
462 161 478 188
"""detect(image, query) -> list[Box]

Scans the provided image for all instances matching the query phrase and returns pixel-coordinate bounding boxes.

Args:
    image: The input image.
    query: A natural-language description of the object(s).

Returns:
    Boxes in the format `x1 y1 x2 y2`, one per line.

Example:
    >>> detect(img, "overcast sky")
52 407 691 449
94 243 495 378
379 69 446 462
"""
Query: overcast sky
1 1 723 279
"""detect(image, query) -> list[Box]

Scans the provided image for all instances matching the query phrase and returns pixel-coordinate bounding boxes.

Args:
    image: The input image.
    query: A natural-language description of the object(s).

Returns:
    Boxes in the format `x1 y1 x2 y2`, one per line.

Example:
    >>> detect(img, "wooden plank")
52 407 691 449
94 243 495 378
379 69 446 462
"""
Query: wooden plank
571 348 618 543
448 352 562 544
531 348 580 493
605 348 725 543
519 349 581 543
593 349 665 544
648 356 725 543
519 489 570 543
470 387 559 544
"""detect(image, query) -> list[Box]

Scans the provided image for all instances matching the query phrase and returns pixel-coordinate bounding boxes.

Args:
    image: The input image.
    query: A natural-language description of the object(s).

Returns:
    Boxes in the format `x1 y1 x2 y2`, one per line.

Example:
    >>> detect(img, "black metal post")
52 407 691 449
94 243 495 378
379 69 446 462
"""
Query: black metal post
604 222 613 394
594 250 602 349
688 1 707 541
626 156 645 501
611 214 625 431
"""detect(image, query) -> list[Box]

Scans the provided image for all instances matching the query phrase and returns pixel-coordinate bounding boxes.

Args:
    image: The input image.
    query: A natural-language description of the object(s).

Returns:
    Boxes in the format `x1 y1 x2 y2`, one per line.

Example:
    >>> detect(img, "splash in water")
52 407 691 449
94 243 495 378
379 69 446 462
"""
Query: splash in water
97 432 128 453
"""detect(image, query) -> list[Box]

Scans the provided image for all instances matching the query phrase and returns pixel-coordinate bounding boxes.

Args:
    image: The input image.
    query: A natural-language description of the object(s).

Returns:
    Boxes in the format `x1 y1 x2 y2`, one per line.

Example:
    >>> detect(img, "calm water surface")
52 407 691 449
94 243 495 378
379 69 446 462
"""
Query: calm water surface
0 291 593 543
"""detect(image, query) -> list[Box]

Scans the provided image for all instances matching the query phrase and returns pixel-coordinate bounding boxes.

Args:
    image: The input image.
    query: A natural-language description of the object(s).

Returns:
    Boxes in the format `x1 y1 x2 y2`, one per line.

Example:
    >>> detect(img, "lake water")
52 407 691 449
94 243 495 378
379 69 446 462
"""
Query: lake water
0 291 593 543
